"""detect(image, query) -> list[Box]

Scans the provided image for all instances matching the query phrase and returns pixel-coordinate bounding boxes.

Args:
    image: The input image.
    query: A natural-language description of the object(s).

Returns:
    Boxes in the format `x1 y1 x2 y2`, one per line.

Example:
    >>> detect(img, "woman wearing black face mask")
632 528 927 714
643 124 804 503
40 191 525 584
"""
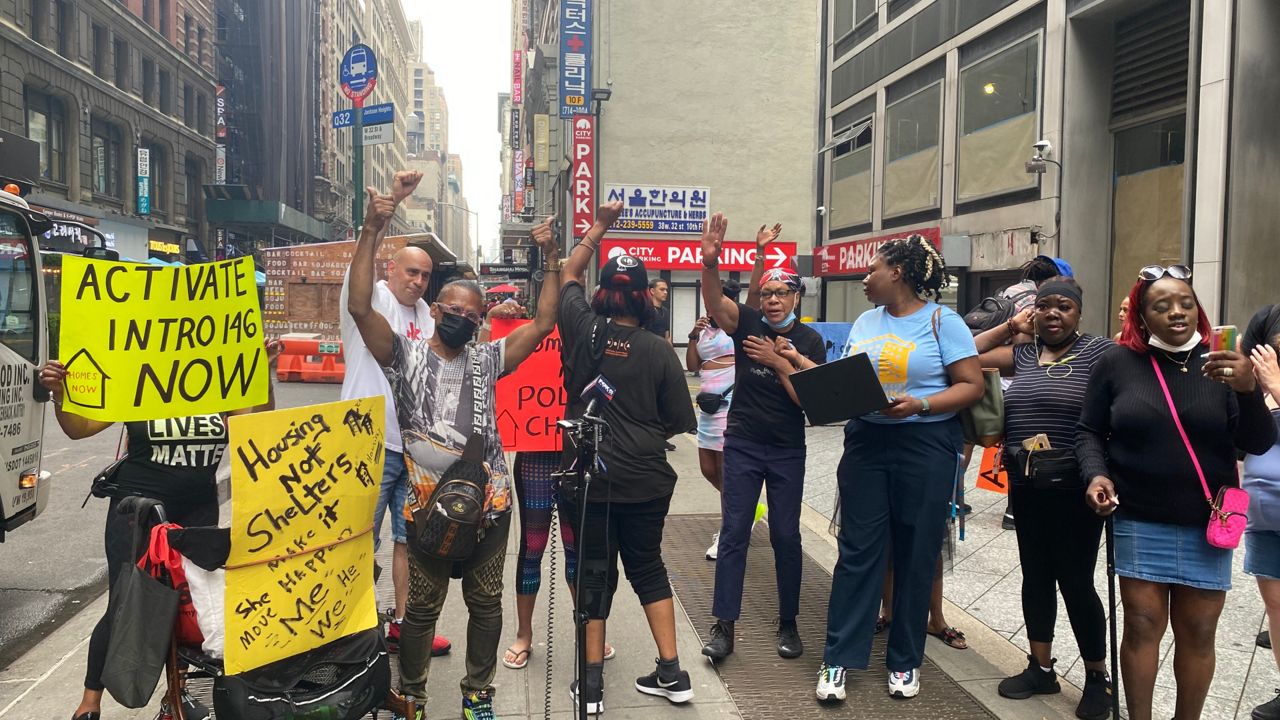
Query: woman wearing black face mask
347 175 565 718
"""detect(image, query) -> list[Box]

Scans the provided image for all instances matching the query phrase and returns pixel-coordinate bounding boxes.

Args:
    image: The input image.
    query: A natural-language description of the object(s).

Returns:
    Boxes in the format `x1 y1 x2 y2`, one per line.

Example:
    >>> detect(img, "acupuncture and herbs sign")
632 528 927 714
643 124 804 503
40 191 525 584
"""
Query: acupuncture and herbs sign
59 256 268 422
223 397 385 674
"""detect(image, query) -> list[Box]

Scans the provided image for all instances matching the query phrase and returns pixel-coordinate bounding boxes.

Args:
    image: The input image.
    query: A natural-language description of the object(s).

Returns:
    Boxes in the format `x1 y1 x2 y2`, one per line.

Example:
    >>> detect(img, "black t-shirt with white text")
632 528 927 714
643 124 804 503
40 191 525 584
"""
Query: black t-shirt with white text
558 282 696 503
726 304 827 448
116 414 227 510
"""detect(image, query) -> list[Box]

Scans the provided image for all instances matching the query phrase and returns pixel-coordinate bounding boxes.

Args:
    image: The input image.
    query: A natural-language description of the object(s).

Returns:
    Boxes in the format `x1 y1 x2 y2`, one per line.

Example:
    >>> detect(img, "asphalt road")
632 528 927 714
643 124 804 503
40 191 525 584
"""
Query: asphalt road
0 382 341 671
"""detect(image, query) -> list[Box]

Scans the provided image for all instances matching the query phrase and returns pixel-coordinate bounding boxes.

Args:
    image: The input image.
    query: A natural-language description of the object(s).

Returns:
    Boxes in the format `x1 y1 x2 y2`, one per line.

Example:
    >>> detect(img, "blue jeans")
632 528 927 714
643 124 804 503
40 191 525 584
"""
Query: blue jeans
712 435 806 622
375 449 410 548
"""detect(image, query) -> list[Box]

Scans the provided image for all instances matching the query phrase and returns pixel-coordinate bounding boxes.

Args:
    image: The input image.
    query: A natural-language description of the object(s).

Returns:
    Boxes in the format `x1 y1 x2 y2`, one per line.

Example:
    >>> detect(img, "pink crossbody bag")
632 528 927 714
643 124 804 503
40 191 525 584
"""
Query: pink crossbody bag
1150 355 1249 549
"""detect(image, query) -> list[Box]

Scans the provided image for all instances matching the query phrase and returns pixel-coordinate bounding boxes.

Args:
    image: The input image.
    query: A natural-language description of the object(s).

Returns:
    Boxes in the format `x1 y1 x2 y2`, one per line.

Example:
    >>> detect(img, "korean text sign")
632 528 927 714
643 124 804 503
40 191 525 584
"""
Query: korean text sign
605 184 710 234
493 319 564 451
223 397 385 674
558 0 592 118
59 256 268 422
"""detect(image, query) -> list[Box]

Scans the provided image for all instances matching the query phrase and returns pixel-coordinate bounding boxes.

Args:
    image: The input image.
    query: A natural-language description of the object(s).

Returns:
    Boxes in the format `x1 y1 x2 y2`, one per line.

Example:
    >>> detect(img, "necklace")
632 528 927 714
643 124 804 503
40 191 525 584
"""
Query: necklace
1037 333 1093 379
1158 348 1193 373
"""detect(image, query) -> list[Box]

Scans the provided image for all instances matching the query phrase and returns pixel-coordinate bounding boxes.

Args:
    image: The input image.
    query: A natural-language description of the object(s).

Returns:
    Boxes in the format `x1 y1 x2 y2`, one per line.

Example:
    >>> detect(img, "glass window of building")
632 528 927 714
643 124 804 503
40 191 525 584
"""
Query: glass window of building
24 87 65 183
91 119 123 199
833 0 876 40
829 118 873 229
145 143 167 213
957 35 1039 203
883 82 942 218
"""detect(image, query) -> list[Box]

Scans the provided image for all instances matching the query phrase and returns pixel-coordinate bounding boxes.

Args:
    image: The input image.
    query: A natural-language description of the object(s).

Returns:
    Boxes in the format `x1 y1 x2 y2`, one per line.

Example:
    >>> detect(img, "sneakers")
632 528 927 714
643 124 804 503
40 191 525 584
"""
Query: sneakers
1002 506 1016 530
391 705 424 720
754 502 768 525
569 679 604 715
998 655 1061 699
462 690 496 720
1261 631 1273 649
701 620 734 660
1254 689 1280 720
635 663 694 704
888 668 921 699
777 618 803 659
385 616 401 652
816 663 846 702
706 531 719 561
1076 668 1112 720
432 633 452 656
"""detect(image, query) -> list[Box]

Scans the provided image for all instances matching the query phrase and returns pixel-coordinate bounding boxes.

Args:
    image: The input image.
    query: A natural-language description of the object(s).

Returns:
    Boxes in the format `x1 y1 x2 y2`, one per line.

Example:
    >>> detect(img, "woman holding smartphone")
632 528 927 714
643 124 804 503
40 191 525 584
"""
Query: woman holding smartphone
1078 267 1274 720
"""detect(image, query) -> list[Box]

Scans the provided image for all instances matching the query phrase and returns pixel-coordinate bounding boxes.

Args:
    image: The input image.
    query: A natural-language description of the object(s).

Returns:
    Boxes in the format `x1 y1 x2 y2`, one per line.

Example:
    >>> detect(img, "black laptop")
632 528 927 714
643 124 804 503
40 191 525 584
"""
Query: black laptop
791 352 890 425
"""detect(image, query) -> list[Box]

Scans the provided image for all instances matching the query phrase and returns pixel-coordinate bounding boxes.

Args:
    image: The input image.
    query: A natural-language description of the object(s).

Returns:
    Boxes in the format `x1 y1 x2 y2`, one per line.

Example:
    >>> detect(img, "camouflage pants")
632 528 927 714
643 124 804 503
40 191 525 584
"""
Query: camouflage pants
400 513 511 702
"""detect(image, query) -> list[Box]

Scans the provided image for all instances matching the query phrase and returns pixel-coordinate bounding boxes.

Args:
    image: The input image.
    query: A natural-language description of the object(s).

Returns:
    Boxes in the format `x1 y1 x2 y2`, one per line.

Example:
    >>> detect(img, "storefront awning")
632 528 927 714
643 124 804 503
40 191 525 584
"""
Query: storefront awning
204 198 330 243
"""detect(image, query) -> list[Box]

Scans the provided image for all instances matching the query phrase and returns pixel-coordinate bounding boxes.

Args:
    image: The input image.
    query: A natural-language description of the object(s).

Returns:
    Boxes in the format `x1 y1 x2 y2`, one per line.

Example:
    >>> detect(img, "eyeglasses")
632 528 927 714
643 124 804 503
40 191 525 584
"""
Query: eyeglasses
759 289 796 300
435 303 482 325
1138 264 1192 281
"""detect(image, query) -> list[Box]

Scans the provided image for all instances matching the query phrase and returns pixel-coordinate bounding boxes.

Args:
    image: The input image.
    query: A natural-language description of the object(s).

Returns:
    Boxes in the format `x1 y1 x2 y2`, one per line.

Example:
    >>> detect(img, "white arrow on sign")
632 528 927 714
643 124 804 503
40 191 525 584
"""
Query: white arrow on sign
767 246 788 267
575 218 593 236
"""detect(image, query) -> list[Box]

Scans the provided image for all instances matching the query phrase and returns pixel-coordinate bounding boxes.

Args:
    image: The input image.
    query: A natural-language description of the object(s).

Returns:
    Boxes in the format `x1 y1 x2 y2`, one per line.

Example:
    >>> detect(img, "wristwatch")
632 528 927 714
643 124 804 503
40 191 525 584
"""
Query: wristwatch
919 397 932 416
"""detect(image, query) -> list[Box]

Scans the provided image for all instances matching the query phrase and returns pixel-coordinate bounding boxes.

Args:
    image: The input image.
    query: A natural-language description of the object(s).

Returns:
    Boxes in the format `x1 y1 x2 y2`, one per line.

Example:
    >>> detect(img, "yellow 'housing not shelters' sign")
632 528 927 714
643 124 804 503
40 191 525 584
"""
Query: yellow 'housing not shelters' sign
223 396 385 675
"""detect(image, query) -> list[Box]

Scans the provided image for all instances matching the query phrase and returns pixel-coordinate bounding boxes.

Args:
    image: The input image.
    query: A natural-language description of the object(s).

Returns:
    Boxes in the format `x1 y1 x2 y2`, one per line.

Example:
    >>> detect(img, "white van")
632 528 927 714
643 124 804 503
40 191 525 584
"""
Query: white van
0 187 53 542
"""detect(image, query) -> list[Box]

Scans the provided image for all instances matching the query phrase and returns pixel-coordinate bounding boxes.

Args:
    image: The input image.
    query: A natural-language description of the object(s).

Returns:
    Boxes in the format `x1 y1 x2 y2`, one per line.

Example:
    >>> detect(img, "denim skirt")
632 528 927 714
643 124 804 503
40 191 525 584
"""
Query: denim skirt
1113 515 1232 591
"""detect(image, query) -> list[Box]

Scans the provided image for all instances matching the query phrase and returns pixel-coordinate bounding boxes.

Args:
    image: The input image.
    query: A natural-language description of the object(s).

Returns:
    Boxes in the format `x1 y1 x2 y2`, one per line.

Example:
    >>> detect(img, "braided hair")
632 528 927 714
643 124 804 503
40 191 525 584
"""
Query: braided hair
877 234 949 300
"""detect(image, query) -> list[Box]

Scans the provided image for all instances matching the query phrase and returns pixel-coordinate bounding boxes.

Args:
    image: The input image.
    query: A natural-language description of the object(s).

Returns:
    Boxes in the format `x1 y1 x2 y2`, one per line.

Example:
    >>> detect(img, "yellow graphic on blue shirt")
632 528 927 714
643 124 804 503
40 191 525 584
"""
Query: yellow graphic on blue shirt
847 334 915 398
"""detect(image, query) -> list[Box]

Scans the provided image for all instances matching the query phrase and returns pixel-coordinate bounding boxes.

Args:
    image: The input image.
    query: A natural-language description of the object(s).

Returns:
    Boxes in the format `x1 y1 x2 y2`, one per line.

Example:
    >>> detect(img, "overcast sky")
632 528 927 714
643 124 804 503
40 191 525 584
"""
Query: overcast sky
403 0 510 264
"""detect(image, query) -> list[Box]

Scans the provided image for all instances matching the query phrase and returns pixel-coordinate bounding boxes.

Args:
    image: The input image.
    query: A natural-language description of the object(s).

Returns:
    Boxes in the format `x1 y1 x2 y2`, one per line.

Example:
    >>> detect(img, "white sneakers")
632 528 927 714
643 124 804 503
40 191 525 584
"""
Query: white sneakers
888 668 920 699
705 532 719 560
816 663 846 702
816 665 921 702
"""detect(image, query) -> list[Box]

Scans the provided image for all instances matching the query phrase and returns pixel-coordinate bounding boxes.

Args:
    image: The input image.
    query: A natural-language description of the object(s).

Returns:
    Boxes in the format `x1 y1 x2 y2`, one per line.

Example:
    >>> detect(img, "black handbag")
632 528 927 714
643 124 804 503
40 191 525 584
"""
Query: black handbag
411 347 489 561
695 384 735 414
1011 446 1083 491
100 498 178 709
212 628 391 720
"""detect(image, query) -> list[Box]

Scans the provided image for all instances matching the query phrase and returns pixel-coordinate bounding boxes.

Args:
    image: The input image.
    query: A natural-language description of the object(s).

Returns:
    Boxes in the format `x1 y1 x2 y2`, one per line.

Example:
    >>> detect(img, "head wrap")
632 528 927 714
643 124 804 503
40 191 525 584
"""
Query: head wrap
759 267 802 290
1036 280 1083 310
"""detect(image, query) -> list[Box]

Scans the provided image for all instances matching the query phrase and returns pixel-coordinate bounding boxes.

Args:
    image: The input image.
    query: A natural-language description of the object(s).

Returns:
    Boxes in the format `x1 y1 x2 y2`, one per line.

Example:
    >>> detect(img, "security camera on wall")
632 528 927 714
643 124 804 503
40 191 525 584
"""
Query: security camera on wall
1032 140 1052 158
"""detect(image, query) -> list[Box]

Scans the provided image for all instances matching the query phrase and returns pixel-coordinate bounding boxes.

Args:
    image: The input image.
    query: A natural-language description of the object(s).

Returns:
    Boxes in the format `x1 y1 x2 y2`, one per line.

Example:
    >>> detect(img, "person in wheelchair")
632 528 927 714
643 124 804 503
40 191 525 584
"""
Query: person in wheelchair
40 346 278 720
346 172 564 720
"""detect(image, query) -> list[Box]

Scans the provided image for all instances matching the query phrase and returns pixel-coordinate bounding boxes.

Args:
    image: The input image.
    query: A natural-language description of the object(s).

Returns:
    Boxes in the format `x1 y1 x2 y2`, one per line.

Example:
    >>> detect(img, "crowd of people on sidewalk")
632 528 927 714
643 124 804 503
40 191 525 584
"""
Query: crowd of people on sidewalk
52 168 1280 720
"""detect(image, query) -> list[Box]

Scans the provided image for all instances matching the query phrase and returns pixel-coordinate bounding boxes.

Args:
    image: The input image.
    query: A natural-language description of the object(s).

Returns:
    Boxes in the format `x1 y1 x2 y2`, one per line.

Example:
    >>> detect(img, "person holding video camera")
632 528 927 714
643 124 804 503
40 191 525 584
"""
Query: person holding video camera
557 201 697 715
698 213 827 664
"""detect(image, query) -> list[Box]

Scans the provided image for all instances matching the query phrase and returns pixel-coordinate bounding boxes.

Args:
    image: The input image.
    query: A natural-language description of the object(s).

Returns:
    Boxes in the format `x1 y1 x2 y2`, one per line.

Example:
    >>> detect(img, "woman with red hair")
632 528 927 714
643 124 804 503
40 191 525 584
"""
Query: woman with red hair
1077 265 1275 720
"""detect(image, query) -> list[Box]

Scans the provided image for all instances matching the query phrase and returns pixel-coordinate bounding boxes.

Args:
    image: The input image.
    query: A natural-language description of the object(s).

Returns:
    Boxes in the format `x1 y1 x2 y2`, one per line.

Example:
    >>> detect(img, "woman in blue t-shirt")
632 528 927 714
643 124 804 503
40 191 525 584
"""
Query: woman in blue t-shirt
817 235 982 704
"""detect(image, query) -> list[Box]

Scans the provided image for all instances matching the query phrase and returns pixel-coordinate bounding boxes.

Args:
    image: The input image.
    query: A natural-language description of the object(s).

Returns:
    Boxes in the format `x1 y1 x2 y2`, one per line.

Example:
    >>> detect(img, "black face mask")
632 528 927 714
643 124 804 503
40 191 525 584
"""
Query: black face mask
436 312 477 349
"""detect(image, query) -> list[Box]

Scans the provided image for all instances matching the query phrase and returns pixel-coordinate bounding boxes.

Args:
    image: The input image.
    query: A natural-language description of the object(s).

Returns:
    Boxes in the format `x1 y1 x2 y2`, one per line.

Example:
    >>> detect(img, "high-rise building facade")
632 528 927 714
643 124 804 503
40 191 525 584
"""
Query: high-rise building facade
2 0 220 261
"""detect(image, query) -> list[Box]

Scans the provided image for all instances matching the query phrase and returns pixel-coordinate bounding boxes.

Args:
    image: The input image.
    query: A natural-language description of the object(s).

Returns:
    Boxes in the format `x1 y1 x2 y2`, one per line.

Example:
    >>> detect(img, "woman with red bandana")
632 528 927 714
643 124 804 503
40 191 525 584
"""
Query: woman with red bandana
698 213 827 663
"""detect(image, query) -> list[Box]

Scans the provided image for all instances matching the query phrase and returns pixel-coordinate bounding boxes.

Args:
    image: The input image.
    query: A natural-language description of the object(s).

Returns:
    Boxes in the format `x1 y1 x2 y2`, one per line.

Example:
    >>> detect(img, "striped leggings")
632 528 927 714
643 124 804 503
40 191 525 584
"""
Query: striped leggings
514 451 577 595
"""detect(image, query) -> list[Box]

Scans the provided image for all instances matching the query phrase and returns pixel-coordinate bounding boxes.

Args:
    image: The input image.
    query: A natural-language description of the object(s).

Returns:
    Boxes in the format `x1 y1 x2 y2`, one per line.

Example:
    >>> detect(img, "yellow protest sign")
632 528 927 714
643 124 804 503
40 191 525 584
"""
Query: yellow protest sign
223 396 385 675
58 255 268 421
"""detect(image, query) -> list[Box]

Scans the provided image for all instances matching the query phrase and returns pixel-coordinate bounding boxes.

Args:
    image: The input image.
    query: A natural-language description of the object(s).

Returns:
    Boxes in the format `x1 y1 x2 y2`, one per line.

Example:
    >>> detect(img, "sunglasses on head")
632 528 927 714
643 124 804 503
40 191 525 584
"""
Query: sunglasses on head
1138 264 1192 281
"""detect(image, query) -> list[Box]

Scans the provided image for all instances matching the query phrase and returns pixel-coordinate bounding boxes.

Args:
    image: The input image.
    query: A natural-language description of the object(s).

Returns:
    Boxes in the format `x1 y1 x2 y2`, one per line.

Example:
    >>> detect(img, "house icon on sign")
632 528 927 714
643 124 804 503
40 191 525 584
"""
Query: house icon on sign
62 348 110 410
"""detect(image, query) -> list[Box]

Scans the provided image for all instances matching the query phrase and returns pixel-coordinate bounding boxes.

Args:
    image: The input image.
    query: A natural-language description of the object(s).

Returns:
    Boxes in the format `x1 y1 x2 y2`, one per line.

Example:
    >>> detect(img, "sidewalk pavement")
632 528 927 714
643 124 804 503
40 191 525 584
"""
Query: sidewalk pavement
803 424 1280 720
0 429 1079 720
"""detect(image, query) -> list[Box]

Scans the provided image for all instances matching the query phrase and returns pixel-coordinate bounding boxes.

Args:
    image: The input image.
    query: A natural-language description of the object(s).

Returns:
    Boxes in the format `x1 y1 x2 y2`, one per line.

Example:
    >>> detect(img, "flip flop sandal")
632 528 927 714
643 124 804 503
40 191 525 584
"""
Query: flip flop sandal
928 627 968 650
502 647 531 670
874 617 891 635
603 644 616 661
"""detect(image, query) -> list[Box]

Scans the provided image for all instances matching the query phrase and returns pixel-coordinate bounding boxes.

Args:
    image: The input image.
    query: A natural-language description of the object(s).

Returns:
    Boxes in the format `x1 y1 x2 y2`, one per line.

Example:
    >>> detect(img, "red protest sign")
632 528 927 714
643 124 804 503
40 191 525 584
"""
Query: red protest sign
492 319 565 451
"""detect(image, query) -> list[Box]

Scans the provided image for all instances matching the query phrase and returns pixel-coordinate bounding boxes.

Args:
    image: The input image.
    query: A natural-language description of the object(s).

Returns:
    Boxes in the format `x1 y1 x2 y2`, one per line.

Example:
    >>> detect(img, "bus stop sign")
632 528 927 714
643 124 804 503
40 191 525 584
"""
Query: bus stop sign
340 44 378 104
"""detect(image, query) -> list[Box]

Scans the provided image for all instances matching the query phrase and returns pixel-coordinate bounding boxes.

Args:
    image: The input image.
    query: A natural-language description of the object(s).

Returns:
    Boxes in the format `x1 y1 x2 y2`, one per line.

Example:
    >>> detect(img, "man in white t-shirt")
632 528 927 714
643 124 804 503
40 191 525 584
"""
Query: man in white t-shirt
340 236 452 657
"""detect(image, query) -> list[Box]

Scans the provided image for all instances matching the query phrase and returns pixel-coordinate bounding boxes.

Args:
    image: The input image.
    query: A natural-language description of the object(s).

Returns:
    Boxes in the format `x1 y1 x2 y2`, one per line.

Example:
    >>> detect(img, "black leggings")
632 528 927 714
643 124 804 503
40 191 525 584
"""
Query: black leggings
85 496 218 692
1009 482 1107 663
561 494 673 620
